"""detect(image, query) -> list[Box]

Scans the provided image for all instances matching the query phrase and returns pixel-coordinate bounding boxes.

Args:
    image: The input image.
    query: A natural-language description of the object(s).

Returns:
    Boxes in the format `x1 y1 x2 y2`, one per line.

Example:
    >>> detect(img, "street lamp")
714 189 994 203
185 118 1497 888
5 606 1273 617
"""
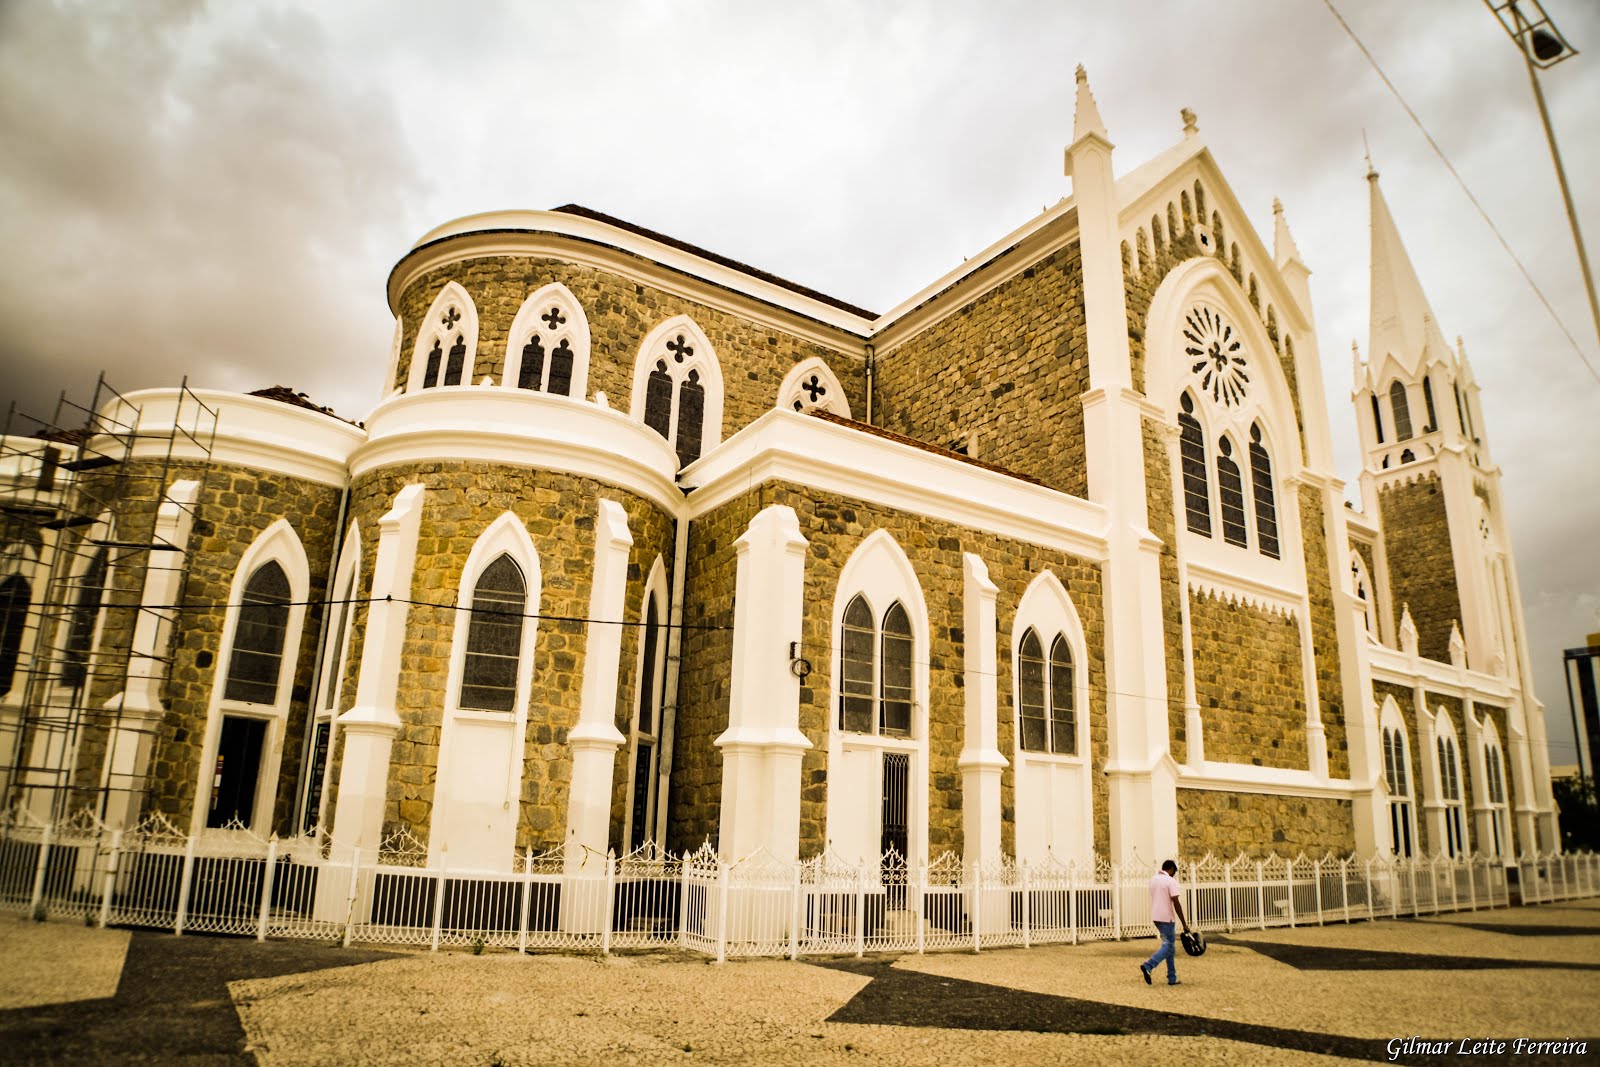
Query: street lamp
1482 1 1600 353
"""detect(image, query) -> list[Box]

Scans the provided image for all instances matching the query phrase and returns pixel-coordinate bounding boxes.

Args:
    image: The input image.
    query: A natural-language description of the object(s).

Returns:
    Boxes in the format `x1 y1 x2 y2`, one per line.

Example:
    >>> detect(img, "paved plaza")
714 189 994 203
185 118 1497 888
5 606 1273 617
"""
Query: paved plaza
1 900 1596 1065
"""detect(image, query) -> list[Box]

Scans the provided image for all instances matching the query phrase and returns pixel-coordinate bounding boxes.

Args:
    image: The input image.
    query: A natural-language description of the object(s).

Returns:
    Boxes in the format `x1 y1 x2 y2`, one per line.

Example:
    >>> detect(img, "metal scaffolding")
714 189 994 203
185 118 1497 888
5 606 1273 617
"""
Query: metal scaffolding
0 375 217 822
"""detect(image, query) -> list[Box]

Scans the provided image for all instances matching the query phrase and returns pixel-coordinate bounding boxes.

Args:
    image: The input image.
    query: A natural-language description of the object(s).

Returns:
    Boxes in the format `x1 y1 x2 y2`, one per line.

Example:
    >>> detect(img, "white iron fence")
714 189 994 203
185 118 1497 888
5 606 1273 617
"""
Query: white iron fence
1 809 1594 959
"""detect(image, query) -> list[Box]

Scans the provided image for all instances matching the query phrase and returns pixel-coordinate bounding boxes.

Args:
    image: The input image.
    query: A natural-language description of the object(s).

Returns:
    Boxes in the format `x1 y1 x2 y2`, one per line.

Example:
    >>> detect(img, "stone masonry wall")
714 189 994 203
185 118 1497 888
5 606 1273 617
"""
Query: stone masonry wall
672 480 1107 860
146 460 345 835
1187 591 1306 770
1177 789 1355 858
1377 474 1460 663
393 257 862 443
871 243 1091 499
337 462 673 853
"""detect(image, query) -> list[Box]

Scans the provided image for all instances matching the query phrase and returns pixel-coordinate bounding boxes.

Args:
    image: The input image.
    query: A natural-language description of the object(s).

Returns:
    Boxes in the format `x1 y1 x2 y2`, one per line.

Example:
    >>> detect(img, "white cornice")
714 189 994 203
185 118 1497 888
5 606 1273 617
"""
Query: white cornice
1185 562 1304 618
684 410 1109 561
1178 762 1361 800
117 388 365 488
1367 643 1515 704
393 211 872 345
351 388 682 513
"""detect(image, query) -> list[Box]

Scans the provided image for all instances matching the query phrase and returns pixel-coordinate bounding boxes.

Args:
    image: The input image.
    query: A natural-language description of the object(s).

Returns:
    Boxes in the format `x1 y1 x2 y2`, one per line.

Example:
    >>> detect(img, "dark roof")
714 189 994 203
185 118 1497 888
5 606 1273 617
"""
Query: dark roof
551 204 877 320
247 386 357 425
805 410 1045 487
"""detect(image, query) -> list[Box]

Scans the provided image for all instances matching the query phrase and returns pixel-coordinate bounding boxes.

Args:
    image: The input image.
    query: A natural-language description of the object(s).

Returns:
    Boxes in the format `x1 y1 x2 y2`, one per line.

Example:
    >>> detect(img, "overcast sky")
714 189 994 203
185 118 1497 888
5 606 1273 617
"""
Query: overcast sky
1 0 1596 767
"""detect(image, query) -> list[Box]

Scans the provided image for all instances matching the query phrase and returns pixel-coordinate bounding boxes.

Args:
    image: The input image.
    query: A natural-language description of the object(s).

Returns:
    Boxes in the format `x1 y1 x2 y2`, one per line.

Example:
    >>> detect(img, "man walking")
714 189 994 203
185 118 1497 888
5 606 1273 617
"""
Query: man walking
1140 859 1190 986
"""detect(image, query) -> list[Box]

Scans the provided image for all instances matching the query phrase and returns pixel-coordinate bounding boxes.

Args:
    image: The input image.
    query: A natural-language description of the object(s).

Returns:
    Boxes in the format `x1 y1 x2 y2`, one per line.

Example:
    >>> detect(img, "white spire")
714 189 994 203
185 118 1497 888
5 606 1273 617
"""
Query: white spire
1351 340 1366 394
1367 168 1452 375
1072 64 1109 145
1273 197 1305 270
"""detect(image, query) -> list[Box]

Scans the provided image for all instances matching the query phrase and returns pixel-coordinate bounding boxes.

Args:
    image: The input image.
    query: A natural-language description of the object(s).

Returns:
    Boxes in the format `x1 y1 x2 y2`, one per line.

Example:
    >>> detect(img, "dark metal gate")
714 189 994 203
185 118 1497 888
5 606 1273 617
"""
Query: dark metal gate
881 752 909 909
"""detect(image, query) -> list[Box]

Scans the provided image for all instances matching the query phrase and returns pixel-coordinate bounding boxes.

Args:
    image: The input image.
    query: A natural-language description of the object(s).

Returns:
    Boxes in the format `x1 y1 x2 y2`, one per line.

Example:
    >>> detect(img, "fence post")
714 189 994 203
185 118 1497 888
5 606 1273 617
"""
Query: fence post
28 821 54 921
1285 862 1296 928
716 861 730 964
1313 859 1323 926
1111 863 1122 940
1020 861 1031 950
174 832 197 936
341 847 360 948
601 851 616 956
517 848 532 954
1467 857 1478 912
676 853 691 950
429 852 448 952
257 836 278 942
98 830 121 929
1223 858 1234 932
915 863 926 955
853 862 865 959
1188 861 1198 931
1339 858 1350 922
789 864 801 961
1068 862 1078 945
1448 857 1459 911
971 863 981 953
1255 861 1265 930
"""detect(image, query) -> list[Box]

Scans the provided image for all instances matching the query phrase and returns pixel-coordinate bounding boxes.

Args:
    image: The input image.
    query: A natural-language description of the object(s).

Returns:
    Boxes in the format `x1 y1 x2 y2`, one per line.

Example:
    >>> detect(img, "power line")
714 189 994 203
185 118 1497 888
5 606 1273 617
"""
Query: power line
1323 0 1600 389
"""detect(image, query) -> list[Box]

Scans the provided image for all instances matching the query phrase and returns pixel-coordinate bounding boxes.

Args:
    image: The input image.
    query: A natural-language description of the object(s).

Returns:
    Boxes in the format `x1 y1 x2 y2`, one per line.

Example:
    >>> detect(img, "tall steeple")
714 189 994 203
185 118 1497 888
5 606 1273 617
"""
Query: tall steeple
1367 168 1452 374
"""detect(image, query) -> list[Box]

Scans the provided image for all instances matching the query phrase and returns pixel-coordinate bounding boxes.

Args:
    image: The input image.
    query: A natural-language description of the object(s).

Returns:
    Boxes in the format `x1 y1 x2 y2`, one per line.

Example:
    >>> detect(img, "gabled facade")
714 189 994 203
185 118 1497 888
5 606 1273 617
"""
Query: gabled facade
0 71 1558 883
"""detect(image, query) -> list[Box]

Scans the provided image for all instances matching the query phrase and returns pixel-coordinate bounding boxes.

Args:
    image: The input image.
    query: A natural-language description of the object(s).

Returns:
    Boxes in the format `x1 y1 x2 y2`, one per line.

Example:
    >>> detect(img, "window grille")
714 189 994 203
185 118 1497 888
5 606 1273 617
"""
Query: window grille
643 361 674 440
1248 424 1279 559
423 340 444 389
1048 635 1076 755
1017 629 1076 755
458 554 526 712
1017 629 1047 752
1383 727 1413 857
839 595 913 737
224 561 291 705
443 335 467 386
1437 735 1465 857
676 370 705 467
517 336 545 391
1178 393 1211 536
1216 437 1248 548
548 340 575 396
1389 381 1413 441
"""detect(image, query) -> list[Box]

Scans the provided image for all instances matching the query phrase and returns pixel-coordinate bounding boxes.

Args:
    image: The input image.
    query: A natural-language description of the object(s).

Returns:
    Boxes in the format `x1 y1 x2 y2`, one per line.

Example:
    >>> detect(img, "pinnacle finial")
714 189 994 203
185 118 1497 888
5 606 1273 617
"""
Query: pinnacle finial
1075 63 1087 84
1273 196 1304 268
1362 130 1377 180
1070 64 1109 145
1273 197 1283 215
1181 108 1197 137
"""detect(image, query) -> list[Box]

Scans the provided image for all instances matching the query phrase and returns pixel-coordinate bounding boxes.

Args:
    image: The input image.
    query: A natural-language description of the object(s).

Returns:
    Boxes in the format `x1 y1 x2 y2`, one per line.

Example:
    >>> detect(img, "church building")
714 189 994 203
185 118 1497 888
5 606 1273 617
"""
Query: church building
0 70 1560 879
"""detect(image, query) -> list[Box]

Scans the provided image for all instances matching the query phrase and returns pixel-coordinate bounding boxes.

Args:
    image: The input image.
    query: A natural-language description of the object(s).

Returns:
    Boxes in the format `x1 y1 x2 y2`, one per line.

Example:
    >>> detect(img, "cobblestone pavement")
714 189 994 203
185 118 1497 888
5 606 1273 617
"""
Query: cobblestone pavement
1 901 1596 1065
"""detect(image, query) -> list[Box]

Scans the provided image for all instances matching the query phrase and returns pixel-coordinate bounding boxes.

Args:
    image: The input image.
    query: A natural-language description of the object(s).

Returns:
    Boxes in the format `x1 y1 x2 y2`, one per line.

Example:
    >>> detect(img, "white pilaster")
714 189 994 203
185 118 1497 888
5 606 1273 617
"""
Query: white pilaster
565 499 632 869
331 483 426 856
1070 67 1175 863
957 554 1006 866
716 505 812 863
100 479 200 829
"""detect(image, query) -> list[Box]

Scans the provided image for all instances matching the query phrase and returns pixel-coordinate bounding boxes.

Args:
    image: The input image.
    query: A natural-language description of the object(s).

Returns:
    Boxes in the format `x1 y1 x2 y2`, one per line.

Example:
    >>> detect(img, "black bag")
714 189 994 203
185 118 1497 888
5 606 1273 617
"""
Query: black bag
1180 930 1207 957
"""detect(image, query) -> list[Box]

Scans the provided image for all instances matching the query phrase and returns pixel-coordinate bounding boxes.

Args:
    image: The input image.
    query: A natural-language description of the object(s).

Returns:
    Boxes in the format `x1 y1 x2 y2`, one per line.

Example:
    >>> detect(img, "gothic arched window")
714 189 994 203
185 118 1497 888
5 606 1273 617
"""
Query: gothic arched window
410 282 479 392
839 594 913 737
0 574 29 695
1422 375 1438 433
676 369 706 467
1382 725 1413 857
61 547 109 690
1017 628 1077 755
458 554 526 712
1484 741 1508 858
629 592 666 851
1178 392 1211 537
224 561 292 705
1437 733 1465 857
1216 436 1248 548
1389 381 1413 441
632 320 723 470
506 286 589 398
1248 423 1279 559
1371 394 1386 444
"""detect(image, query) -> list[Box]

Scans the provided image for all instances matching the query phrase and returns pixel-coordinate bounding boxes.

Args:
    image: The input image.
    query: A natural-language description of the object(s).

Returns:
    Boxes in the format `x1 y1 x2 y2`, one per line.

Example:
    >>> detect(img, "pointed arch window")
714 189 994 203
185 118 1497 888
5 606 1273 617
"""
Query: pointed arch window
1178 392 1211 537
1421 376 1438 433
1351 555 1375 634
506 287 589 398
1248 424 1279 559
1382 725 1414 857
629 594 666 851
633 323 723 470
1017 628 1076 755
224 561 292 705
1371 395 1386 444
1216 437 1248 548
0 574 30 695
839 594 913 737
1484 741 1508 858
410 283 478 391
60 547 109 690
459 555 527 713
1437 734 1465 857
1389 381 1413 441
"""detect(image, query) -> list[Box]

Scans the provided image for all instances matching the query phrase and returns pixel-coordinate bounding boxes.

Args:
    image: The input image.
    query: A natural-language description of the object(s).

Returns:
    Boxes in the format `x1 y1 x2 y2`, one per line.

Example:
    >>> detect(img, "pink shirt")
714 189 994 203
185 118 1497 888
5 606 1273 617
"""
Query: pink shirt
1149 870 1181 922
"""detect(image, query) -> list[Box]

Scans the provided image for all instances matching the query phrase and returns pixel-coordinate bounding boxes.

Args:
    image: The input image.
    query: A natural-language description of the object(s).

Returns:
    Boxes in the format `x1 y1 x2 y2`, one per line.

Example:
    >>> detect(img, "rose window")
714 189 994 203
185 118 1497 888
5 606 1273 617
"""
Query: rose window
1183 306 1250 406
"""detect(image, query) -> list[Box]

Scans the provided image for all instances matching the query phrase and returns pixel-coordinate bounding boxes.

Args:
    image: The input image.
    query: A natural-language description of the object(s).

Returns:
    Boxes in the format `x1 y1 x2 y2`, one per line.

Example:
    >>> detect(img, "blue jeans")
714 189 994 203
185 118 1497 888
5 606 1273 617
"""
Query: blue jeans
1144 920 1177 984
